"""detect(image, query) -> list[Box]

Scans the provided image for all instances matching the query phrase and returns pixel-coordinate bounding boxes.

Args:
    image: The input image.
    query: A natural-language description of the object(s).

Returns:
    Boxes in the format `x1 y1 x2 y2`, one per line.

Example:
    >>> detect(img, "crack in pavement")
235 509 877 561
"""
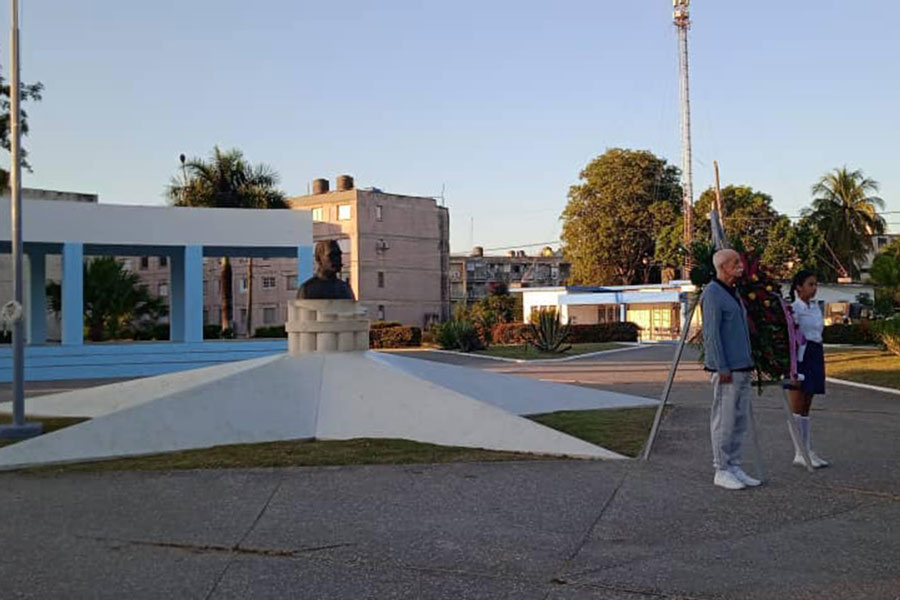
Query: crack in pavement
558 501 874 583
202 475 286 600
80 535 355 558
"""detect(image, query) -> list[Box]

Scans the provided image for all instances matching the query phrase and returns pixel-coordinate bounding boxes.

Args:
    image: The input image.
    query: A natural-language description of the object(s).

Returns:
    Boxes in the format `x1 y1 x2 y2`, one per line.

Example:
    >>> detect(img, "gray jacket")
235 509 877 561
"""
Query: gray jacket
701 280 753 373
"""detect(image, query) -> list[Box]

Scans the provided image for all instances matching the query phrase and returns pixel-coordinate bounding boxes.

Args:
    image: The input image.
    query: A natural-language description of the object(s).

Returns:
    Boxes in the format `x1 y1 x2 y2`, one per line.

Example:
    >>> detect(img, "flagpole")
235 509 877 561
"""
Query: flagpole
1 0 41 439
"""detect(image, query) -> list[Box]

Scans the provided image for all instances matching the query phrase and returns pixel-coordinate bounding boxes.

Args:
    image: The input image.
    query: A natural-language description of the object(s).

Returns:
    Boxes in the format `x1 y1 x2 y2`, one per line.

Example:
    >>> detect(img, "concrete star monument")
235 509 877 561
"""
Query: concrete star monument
0 243 655 470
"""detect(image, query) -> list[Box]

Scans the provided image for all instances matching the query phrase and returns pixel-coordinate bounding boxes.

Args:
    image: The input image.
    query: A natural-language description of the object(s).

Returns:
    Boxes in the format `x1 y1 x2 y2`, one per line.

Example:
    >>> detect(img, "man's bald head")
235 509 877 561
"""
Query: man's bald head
713 249 744 285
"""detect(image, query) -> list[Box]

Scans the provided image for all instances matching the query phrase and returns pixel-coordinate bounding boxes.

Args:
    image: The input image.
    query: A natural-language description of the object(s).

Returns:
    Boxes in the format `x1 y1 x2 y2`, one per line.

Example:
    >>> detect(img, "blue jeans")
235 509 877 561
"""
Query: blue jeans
710 371 752 471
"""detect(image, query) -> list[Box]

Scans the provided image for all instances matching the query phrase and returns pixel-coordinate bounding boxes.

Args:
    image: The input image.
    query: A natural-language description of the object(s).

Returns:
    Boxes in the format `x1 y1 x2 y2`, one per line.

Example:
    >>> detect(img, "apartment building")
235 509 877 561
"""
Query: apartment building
287 175 450 327
450 246 571 312
131 175 450 334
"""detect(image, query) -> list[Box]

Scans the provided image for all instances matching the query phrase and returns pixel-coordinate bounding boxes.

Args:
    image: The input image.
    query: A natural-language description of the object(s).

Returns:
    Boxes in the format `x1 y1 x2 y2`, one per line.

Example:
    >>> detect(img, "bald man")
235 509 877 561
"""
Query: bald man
701 249 760 490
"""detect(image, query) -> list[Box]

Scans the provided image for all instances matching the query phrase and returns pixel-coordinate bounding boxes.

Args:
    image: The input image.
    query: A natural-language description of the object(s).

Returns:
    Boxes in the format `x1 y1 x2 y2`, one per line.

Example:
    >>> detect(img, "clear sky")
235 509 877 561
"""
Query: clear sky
3 1 898 252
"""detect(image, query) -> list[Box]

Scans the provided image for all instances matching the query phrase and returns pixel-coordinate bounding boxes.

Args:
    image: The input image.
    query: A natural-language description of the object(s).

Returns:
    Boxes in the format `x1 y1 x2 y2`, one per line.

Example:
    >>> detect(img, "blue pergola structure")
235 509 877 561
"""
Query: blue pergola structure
0 199 313 381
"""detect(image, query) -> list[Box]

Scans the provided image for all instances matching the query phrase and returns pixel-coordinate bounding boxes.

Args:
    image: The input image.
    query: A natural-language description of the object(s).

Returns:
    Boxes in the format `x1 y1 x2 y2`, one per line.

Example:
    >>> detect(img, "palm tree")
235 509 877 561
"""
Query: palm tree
47 257 168 342
167 146 288 335
804 167 885 278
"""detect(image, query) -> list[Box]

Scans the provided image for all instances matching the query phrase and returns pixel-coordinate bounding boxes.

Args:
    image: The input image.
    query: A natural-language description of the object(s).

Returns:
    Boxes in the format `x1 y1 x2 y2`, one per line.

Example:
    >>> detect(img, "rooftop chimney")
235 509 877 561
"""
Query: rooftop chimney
312 178 330 195
336 174 354 191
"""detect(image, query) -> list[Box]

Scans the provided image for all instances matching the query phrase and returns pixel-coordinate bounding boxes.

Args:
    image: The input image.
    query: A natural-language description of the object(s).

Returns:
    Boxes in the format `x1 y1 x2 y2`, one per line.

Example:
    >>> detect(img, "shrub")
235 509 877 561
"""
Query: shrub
872 319 900 356
422 324 439 346
370 321 404 330
254 325 287 338
528 308 571 353
435 319 483 352
369 325 422 349
204 326 235 339
491 322 531 345
131 323 170 341
822 323 878 345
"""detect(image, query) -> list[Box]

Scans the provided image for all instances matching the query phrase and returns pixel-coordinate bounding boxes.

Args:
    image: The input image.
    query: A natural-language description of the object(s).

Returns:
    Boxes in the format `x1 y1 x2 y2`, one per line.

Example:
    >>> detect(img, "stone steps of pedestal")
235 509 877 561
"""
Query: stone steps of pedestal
0 340 287 382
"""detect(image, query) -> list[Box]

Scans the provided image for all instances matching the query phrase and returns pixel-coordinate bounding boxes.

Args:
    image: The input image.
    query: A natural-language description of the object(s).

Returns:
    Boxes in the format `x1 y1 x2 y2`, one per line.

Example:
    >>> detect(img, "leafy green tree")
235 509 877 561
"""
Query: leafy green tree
167 146 288 334
561 148 681 285
804 167 885 278
0 65 43 184
693 185 781 254
759 216 796 279
47 257 168 342
870 251 900 315
789 216 836 280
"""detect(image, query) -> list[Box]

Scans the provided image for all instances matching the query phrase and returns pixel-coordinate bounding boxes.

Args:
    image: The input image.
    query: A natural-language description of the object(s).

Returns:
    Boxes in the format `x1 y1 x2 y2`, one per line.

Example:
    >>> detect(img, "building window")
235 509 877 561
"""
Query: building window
159 256 168 268
203 309 209 325
375 204 383 221
239 278 248 293
286 275 298 290
377 305 385 321
121 259 132 271
338 204 351 220
139 256 149 270
263 307 277 324
262 276 276 289
311 207 323 221
158 283 169 297
377 271 385 288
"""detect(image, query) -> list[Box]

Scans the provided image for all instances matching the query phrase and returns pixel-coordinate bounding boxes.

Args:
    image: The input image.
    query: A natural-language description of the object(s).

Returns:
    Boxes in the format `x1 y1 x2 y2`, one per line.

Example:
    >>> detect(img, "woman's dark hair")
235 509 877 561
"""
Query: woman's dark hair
790 269 816 302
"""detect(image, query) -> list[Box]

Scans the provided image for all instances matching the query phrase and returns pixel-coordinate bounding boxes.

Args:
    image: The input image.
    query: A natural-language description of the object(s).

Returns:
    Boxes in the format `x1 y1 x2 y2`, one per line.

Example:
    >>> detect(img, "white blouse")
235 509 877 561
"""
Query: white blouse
792 298 824 362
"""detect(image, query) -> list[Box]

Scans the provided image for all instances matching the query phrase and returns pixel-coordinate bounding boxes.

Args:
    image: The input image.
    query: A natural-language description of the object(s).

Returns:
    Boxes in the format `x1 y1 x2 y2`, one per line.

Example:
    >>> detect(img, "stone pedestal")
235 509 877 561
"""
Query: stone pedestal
286 299 369 355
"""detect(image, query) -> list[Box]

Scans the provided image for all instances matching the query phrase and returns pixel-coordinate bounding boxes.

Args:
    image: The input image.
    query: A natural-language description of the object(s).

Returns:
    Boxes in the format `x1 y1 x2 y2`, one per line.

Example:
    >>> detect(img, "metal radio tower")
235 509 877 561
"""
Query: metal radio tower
674 0 694 275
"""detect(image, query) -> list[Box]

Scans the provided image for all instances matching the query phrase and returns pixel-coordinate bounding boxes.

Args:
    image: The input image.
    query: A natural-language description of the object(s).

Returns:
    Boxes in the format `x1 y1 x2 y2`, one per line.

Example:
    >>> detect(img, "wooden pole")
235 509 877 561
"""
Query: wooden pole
714 160 726 228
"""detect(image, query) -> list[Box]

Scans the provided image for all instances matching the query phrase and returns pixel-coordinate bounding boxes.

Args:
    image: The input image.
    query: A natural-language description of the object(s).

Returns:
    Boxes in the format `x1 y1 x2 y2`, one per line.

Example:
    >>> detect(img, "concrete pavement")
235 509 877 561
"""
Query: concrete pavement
0 345 898 599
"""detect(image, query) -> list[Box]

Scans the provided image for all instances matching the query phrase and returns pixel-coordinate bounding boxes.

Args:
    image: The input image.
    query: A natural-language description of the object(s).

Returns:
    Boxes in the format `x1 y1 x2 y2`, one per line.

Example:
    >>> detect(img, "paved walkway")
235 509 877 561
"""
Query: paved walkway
1 346 898 599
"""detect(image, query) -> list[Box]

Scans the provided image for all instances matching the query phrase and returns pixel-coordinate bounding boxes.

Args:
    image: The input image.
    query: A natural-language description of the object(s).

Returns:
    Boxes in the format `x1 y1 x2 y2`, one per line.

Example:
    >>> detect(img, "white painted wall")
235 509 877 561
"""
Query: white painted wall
0 199 312 247
779 282 874 305
518 289 567 322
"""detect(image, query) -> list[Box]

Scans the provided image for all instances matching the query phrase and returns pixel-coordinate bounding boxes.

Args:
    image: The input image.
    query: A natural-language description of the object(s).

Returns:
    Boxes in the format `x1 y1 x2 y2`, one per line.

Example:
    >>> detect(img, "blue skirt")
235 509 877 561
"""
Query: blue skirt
798 341 826 395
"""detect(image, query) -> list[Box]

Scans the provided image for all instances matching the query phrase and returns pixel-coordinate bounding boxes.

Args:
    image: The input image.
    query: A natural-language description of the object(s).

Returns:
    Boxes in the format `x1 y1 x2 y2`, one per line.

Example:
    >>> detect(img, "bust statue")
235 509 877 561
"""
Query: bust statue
297 240 355 300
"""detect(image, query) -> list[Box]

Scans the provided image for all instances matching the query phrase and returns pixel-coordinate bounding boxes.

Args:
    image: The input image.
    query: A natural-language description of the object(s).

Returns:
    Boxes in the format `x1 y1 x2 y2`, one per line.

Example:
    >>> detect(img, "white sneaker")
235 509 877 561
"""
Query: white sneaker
730 466 762 487
714 469 746 490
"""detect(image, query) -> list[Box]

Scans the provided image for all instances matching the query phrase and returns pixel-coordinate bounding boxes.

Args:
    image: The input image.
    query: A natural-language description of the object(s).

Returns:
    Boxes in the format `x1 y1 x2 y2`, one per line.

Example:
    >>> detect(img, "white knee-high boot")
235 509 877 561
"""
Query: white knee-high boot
791 415 829 468
790 414 806 466
805 416 829 468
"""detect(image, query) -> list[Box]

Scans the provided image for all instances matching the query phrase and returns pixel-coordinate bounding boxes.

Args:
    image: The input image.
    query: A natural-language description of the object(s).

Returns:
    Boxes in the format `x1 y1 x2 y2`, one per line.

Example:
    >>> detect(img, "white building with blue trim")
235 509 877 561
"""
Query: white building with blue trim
513 281 698 341
0 197 312 381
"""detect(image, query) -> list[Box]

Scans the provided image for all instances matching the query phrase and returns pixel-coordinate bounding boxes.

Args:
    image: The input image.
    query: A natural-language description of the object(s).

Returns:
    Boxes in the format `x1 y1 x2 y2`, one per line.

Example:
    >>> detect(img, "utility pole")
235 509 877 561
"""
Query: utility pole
1 0 41 439
674 0 694 277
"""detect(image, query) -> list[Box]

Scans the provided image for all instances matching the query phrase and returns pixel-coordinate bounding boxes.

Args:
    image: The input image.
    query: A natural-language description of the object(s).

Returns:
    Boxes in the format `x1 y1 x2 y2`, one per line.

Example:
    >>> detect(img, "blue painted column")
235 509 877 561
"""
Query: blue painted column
26 251 47 344
170 246 203 343
61 243 84 346
298 245 313 284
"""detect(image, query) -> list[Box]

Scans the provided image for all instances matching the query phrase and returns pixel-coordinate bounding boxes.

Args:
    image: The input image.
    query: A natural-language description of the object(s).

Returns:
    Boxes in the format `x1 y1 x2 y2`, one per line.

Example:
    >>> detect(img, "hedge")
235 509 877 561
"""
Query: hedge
491 321 641 345
254 325 287 338
567 322 640 343
369 325 422 348
822 323 878 345
371 321 404 330
491 323 532 345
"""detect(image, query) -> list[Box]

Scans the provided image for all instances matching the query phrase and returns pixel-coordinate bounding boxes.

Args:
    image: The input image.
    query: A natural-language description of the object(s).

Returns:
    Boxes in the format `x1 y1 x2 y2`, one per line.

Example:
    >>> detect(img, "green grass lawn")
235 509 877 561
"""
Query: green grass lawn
475 342 627 360
11 406 659 472
529 407 659 458
0 414 88 448
825 350 900 390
